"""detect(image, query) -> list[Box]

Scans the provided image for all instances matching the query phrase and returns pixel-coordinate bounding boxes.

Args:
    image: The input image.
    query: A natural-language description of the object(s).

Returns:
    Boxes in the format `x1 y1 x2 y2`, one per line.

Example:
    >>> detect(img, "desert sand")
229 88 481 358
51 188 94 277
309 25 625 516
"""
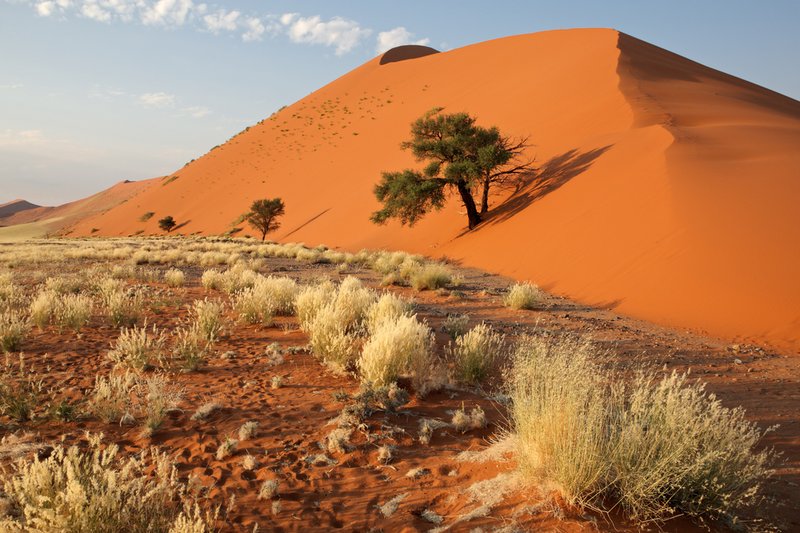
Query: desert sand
62 29 800 354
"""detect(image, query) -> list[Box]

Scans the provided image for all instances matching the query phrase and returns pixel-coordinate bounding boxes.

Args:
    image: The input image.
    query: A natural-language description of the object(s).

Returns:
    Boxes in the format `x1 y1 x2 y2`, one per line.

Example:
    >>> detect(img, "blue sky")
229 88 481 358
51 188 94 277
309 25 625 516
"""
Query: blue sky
2 0 798 205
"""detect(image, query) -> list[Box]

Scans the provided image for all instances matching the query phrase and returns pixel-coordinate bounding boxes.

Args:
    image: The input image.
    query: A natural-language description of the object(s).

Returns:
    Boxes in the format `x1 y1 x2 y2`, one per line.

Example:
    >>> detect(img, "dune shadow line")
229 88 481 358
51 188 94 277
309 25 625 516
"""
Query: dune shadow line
480 145 613 228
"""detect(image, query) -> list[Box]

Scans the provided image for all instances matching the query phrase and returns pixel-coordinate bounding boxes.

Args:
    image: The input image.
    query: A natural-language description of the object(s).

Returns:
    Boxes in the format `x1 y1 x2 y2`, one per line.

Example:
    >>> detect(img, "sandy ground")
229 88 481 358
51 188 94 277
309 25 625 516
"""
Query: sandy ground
1 248 797 532
62 29 800 354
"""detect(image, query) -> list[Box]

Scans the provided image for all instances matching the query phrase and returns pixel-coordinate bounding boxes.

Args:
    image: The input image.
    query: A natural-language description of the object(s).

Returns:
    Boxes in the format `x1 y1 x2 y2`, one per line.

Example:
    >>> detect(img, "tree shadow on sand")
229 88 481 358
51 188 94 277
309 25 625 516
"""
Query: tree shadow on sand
477 145 613 229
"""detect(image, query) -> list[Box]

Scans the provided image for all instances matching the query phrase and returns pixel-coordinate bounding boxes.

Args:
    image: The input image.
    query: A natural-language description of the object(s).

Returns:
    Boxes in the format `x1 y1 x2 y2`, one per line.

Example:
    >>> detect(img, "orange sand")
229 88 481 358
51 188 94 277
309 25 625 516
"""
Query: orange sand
70 29 800 352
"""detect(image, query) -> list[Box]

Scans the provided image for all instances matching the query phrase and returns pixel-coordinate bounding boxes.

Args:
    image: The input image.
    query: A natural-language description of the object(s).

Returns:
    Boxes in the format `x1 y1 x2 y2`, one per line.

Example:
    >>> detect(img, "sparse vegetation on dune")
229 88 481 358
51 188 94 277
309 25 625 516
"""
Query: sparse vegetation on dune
503 282 541 310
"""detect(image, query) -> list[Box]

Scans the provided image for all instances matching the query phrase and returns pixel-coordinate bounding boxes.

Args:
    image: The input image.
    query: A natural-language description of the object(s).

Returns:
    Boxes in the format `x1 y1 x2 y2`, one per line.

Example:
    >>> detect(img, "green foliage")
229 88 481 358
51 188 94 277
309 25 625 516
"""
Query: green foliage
246 198 286 241
372 108 532 229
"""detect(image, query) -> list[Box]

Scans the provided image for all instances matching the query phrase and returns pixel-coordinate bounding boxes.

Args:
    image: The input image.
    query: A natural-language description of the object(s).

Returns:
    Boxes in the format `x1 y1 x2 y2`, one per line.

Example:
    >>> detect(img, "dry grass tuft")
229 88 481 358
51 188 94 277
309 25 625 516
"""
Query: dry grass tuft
357 314 434 390
215 438 238 460
108 323 167 370
0 434 209 532
508 334 776 523
164 268 186 287
447 323 505 385
0 310 29 353
191 298 224 342
258 479 280 500
503 282 541 310
191 401 222 421
237 421 259 441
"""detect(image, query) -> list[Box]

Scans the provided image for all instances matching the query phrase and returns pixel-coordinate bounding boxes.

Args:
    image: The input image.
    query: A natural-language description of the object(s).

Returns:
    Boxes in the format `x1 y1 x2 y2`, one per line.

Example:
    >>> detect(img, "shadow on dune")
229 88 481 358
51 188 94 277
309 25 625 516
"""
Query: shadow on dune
477 145 613 229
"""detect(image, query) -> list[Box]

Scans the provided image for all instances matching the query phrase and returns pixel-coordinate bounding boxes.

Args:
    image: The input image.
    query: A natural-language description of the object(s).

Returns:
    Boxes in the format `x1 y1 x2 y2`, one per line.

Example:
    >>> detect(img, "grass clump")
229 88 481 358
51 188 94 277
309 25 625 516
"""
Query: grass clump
164 268 186 287
357 314 434 390
503 282 541 310
103 288 144 328
0 434 210 532
508 334 776 524
108 323 166 370
408 263 452 291
0 309 29 353
0 356 43 422
191 298 224 342
54 293 93 331
29 290 57 329
365 292 413 334
447 323 504 385
171 324 211 371
442 313 470 340
88 371 137 423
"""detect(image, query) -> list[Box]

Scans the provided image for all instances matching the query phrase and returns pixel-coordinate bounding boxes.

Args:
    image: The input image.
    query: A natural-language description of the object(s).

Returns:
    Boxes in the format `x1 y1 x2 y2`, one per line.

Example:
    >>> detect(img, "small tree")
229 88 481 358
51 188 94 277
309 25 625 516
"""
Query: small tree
371 108 533 230
246 198 285 241
158 216 176 233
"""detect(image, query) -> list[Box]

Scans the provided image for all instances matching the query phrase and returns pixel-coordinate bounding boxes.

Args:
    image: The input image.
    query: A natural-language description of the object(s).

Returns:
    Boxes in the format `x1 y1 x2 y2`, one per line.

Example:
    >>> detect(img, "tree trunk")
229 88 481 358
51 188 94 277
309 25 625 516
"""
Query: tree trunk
456 181 482 229
480 174 490 215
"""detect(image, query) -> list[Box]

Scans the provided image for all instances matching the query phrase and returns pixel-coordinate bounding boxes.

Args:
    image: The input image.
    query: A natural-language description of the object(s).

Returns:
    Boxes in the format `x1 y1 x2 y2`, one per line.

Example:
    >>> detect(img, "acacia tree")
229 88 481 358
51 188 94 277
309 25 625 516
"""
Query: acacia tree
371 108 533 230
158 215 176 233
246 198 285 241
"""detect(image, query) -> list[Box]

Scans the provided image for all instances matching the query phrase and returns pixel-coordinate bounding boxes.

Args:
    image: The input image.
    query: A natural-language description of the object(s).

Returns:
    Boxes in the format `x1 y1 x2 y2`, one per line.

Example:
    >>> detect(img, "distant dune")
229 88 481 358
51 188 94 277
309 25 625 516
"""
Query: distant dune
0 179 155 241
65 28 800 351
0 199 39 220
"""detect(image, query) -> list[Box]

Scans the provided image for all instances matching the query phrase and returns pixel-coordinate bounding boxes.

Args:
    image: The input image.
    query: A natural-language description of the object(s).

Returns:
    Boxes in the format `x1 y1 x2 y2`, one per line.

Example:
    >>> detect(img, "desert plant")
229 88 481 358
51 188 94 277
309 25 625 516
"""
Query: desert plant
294 281 336 330
191 298 224 342
357 314 434 389
408 263 452 291
508 334 775 524
0 356 43 421
238 421 259 441
0 309 29 352
158 215 177 232
104 288 144 327
171 324 210 371
442 313 470 339
54 293 93 331
108 323 167 370
215 438 238 460
139 373 183 434
88 371 137 423
164 268 186 287
371 108 533 230
29 290 58 329
447 322 505 384
246 198 285 241
365 292 413 334
232 285 274 326
191 401 222 421
503 282 541 310
0 434 209 532
258 479 280 500
451 404 487 433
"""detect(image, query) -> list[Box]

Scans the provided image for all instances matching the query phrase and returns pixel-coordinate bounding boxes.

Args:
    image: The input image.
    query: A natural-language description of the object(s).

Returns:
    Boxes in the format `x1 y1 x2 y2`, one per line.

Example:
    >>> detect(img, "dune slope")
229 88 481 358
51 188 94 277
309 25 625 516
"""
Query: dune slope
70 29 800 351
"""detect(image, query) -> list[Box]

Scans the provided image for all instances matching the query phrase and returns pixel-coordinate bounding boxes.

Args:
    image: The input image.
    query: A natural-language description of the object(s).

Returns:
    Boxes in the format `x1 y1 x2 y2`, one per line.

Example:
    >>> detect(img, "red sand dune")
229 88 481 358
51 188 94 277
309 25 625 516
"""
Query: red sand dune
71 29 800 352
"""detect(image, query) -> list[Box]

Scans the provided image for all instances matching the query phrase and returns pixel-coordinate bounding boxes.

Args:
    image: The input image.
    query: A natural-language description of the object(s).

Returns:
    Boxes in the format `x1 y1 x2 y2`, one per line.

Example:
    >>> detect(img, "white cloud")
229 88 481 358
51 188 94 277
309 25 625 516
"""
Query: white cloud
376 26 430 54
279 13 371 55
241 16 264 42
0 83 24 89
81 1 111 22
21 3 428 57
140 0 194 26
203 8 239 33
139 91 175 108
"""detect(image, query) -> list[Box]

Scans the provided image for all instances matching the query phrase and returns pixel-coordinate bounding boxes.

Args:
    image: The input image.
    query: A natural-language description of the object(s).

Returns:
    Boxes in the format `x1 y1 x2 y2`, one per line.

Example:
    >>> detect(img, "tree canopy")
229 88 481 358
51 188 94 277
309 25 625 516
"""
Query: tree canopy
158 215 176 233
246 198 285 241
371 108 533 230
